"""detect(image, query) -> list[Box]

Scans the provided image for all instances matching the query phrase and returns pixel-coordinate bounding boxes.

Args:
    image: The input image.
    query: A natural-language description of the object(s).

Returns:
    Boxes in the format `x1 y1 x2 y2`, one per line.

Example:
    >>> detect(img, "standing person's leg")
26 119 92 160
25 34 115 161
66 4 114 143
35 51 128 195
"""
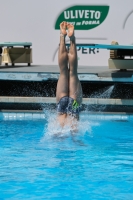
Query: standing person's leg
56 22 69 126
67 23 82 105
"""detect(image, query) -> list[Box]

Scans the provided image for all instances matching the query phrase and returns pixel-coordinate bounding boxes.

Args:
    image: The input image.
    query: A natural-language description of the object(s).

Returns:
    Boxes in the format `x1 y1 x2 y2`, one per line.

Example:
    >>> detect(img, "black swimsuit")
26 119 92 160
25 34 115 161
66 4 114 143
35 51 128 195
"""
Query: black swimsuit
57 96 80 116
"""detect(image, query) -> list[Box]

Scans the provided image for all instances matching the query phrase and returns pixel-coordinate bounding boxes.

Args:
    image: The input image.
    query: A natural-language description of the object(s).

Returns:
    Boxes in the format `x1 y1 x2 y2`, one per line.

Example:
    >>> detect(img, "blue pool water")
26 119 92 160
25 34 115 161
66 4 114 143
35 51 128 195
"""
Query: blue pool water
0 114 133 200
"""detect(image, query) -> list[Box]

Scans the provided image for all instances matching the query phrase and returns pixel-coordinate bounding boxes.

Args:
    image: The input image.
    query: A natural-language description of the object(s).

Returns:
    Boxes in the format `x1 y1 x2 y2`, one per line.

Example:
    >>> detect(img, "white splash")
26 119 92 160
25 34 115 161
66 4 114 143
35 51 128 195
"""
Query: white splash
41 110 99 141
98 85 114 98
88 85 114 111
91 85 114 99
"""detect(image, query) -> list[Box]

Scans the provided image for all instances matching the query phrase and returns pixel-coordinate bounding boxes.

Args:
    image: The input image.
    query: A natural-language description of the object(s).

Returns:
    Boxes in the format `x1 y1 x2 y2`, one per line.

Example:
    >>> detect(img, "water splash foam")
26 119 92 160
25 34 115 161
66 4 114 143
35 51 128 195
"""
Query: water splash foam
88 85 114 111
41 109 100 143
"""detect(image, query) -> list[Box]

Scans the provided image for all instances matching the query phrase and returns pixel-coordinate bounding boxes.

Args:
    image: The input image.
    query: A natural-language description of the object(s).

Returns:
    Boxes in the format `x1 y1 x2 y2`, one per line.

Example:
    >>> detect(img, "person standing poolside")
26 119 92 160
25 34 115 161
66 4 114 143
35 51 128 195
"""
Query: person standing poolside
56 22 82 128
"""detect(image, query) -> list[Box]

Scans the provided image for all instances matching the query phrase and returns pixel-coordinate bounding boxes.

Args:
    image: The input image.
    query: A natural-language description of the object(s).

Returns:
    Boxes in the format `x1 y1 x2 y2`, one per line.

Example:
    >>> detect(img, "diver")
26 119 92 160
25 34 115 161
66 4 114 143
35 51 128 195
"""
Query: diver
56 21 82 129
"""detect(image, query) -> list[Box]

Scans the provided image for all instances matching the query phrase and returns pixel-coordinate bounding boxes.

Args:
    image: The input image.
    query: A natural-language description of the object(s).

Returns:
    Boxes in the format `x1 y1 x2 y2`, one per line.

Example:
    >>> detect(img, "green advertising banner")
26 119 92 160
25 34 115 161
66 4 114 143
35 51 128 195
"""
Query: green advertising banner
55 5 109 30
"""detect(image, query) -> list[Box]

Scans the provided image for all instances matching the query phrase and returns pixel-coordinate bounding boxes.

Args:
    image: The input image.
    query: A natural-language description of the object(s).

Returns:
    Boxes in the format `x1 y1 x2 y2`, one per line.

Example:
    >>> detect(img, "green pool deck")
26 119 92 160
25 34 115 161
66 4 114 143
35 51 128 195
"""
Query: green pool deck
66 43 133 50
0 96 133 106
0 64 133 82
0 42 32 47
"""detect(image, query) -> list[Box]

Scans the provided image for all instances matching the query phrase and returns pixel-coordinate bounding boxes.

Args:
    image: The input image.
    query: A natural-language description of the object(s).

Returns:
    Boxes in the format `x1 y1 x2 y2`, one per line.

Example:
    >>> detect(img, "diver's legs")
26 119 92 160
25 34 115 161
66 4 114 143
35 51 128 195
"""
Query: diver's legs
67 23 82 104
56 22 69 103
56 22 69 127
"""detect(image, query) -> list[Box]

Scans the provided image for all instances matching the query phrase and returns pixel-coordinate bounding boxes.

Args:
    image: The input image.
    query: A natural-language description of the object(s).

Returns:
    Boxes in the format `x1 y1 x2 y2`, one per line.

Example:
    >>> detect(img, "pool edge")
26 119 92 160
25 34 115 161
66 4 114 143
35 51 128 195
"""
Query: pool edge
0 110 133 121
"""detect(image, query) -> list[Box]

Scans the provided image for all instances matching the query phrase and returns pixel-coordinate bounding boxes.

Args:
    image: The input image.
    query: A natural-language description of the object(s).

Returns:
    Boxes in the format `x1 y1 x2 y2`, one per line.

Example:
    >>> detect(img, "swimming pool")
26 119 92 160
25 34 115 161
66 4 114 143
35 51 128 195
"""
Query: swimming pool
0 113 133 200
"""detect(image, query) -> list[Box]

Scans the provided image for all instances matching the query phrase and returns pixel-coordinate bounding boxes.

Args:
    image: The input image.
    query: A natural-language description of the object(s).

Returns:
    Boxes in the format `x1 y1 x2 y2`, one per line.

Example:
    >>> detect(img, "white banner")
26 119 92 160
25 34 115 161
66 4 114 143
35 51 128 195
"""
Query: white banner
0 0 133 66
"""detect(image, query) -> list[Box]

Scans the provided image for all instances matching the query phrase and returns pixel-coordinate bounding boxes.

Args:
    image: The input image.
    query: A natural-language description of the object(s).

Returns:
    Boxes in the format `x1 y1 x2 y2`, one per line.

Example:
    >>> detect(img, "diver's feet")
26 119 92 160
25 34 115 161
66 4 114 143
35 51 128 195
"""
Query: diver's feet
67 23 75 40
60 21 67 37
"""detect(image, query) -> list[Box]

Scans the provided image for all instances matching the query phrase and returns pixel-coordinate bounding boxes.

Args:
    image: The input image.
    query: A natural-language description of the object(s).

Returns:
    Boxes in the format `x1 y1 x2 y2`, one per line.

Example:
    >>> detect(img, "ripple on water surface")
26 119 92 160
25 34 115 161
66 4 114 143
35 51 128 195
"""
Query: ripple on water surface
0 112 133 200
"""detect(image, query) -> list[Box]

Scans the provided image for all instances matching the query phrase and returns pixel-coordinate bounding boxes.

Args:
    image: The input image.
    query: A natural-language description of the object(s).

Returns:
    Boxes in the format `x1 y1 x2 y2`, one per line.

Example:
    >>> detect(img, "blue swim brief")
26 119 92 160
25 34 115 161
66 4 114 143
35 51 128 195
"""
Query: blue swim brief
57 96 80 115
